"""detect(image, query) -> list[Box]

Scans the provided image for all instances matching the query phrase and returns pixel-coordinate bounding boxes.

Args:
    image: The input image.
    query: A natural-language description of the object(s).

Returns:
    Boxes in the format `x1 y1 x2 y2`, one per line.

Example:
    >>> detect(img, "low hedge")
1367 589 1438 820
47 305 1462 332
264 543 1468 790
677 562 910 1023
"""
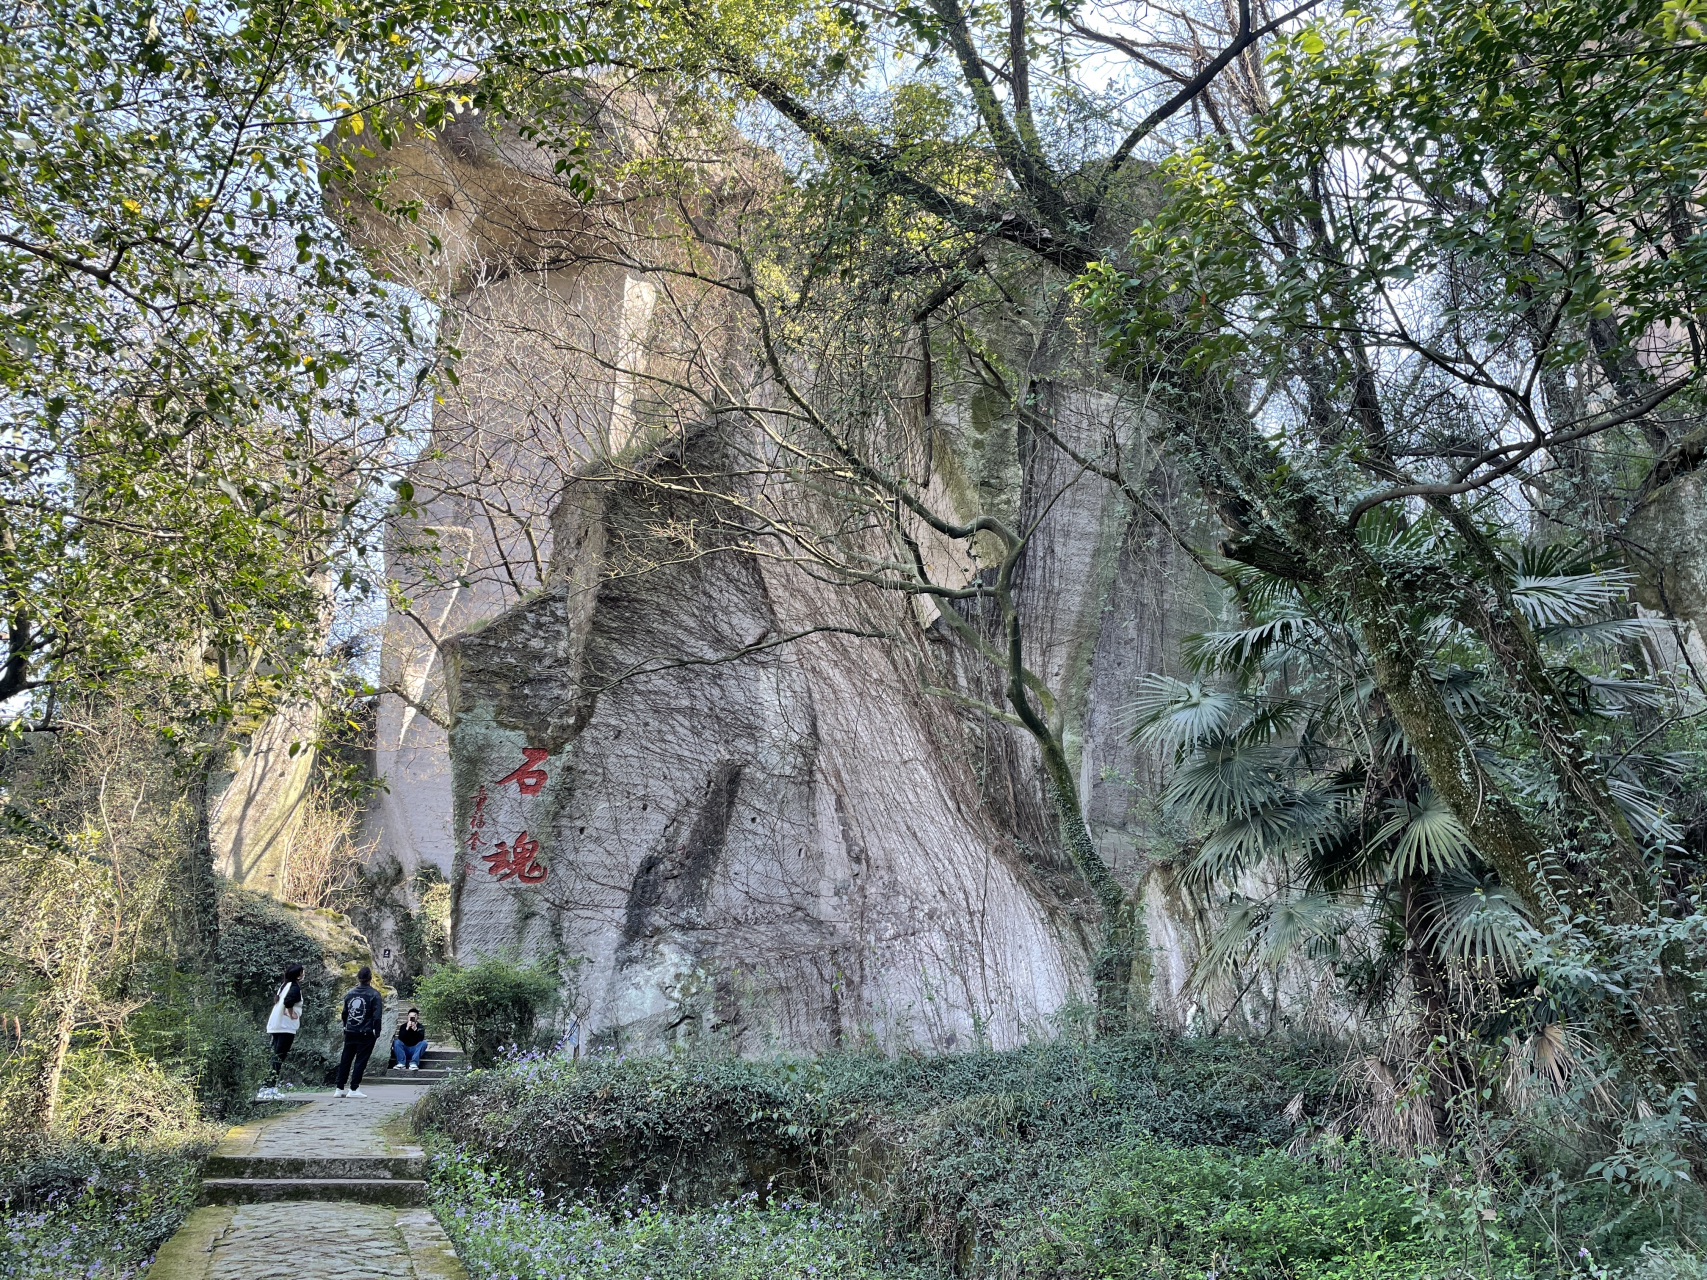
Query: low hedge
414 1032 1338 1256
0 1139 204 1278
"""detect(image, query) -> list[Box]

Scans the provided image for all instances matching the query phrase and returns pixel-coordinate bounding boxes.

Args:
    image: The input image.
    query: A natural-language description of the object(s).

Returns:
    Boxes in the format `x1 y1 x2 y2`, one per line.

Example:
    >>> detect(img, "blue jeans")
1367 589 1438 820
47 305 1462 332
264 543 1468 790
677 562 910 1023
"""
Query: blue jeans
392 1038 426 1067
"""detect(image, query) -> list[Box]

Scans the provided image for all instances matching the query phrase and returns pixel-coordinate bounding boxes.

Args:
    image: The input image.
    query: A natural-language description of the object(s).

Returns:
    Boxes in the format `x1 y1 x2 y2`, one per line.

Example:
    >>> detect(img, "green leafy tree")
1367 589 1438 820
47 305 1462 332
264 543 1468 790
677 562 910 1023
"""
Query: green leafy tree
0 0 603 1133
1078 0 1707 1136
0 0 601 723
1080 0 1707 929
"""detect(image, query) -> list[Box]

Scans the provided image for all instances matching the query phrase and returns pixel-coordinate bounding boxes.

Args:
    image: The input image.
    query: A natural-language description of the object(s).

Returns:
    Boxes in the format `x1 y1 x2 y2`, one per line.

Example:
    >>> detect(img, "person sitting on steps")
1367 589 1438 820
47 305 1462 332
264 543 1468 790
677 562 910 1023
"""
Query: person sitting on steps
392 1007 428 1072
333 966 383 1098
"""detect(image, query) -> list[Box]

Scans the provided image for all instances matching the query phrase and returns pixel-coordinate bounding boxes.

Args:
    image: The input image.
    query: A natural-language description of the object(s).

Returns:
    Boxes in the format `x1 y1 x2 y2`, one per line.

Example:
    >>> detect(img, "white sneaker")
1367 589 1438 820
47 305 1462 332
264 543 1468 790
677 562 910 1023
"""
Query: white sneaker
348 1089 367 1098
409 1064 419 1072
334 1087 346 1097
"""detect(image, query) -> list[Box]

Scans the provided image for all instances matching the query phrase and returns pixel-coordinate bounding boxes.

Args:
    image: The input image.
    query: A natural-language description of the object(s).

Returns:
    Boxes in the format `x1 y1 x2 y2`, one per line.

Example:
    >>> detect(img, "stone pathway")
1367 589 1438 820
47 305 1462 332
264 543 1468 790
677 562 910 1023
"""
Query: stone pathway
146 1085 466 1280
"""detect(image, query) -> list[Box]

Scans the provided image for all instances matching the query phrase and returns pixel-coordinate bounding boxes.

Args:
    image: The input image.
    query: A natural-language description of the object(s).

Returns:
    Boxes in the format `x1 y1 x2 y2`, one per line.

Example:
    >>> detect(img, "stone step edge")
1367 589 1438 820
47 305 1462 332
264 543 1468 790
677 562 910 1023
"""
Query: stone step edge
204 1156 424 1179
199 1177 428 1206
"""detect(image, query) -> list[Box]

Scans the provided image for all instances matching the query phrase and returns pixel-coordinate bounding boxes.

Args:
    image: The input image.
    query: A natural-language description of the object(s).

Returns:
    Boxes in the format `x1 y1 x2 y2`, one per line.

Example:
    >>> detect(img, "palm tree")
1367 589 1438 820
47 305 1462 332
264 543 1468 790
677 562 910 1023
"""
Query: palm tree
1131 523 1691 1132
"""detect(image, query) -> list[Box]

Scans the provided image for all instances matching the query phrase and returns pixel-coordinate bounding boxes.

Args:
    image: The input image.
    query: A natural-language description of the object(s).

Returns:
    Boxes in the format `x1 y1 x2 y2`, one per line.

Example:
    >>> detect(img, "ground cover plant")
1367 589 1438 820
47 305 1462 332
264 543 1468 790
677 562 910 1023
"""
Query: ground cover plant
417 1038 1707 1278
0 1141 204 1279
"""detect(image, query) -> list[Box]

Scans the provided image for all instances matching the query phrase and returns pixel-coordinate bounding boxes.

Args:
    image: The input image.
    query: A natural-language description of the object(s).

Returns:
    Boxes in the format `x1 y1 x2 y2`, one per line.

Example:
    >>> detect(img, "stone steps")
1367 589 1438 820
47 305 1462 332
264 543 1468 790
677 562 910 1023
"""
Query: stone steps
201 1176 428 1207
200 1152 430 1205
153 1086 466 1278
374 1068 452 1083
374 1045 467 1084
205 1154 425 1181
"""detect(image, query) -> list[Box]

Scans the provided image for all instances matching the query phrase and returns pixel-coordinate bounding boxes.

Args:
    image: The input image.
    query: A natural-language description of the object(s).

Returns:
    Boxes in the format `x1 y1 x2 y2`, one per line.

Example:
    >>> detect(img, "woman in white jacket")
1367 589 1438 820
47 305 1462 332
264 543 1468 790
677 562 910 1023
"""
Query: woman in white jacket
257 963 305 1101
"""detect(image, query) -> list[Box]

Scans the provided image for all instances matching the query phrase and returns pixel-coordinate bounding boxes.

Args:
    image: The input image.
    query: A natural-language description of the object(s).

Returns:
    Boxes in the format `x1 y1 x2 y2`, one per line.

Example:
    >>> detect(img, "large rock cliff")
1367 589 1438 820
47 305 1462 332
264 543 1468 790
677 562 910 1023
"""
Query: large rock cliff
338 97 1235 1051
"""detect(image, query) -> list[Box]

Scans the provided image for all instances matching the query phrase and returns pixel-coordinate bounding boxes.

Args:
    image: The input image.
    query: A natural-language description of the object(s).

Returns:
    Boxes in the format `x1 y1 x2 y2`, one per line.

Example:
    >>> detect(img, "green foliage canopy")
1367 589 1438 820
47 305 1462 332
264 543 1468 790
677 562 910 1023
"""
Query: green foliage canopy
0 0 600 726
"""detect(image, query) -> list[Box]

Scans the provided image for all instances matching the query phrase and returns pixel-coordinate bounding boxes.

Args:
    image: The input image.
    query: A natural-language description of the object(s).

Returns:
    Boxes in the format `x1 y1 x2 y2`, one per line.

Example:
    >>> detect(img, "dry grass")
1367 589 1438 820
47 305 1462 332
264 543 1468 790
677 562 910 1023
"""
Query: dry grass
277 791 373 909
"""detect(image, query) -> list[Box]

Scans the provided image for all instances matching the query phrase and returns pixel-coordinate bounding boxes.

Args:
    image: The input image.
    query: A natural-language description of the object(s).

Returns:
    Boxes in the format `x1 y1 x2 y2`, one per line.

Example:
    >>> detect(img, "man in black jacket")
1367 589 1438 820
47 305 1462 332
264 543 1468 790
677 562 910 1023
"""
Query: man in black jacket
334 966 384 1098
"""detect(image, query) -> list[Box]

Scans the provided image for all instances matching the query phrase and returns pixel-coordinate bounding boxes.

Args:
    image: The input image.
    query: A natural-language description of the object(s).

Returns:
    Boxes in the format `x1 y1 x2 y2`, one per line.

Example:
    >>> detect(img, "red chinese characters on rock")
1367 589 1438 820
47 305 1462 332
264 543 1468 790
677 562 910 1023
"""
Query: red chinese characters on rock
482 831 547 883
495 747 550 796
468 785 491 854
467 750 553 885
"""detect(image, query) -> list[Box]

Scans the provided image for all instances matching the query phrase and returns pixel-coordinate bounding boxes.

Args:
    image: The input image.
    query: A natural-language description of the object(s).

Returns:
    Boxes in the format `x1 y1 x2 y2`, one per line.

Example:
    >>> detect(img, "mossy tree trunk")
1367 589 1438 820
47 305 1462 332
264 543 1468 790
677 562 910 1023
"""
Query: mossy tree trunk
1163 380 1704 1097
33 900 97 1130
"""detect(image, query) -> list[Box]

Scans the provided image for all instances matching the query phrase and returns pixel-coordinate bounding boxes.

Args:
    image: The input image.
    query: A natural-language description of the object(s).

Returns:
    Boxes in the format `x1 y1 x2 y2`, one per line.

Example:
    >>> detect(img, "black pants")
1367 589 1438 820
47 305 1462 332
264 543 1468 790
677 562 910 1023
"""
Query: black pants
268 1032 295 1086
335 1032 377 1090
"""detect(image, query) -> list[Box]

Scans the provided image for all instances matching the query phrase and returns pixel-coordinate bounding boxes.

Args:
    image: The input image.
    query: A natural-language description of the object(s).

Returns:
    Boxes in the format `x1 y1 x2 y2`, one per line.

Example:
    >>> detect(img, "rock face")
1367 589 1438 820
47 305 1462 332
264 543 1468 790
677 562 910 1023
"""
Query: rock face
212 699 320 893
1629 469 1707 680
339 98 1230 1052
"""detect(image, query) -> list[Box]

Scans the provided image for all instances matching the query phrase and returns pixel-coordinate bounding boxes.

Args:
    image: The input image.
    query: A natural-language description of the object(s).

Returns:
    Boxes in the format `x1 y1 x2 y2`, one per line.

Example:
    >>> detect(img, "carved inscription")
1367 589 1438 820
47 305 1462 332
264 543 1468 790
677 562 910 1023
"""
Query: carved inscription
466 751 553 884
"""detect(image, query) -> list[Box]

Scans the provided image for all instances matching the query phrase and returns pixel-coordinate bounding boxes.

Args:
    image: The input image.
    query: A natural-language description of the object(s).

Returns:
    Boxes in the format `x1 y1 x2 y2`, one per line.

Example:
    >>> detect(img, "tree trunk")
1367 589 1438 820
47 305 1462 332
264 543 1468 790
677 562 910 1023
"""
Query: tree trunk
184 761 221 964
34 903 97 1130
995 576 1132 1019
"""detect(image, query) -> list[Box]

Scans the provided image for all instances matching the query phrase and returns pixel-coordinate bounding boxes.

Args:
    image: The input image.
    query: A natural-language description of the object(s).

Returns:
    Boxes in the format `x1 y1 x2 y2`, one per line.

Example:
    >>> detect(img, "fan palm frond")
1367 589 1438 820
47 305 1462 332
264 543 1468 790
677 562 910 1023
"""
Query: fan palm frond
1513 567 1633 628
1165 739 1286 824
1302 816 1390 893
1510 542 1593 579
1194 896 1265 980
1503 1019 1602 1105
1191 786 1348 883
1182 608 1319 673
1426 868 1530 967
1240 698 1309 746
1649 752 1695 781
1433 665 1491 719
1256 891 1352 968
1354 502 1437 553
1582 675 1670 714
1537 616 1664 650
1220 559 1307 608
1607 775 1683 844
1192 888 1359 997
1126 676 1245 751
1374 789 1474 878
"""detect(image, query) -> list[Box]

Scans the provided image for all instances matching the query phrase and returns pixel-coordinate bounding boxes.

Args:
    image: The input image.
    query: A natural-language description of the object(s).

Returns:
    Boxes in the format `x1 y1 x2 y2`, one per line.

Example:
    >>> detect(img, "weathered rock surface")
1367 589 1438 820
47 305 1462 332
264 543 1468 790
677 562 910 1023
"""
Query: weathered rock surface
337 95 1230 1051
211 700 320 893
1629 468 1707 680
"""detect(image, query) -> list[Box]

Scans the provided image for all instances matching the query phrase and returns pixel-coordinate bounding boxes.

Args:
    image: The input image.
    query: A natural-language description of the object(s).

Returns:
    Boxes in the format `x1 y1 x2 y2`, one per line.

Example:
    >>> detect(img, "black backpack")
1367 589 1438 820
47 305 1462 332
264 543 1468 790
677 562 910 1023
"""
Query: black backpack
343 992 369 1033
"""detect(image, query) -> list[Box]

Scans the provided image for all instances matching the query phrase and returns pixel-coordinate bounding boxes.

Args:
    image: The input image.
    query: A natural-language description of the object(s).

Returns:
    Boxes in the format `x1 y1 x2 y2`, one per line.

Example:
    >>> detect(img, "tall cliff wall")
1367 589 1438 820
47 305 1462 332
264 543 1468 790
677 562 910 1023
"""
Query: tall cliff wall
338 99 1236 1050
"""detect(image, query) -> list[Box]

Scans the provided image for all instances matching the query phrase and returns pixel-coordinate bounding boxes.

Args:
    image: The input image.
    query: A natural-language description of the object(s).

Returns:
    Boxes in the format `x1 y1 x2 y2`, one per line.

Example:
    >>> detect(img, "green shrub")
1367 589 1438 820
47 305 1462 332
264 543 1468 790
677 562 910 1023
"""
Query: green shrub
415 956 558 1067
0 1139 203 1278
216 888 334 1022
414 1033 1337 1210
429 1146 918 1280
185 998 268 1121
53 1050 204 1145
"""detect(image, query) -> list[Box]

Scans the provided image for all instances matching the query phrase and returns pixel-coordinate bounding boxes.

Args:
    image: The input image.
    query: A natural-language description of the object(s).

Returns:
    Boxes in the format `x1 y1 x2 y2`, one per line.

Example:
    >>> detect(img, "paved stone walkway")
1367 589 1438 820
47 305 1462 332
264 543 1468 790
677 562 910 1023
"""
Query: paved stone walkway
218 1085 423 1162
147 1086 466 1280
